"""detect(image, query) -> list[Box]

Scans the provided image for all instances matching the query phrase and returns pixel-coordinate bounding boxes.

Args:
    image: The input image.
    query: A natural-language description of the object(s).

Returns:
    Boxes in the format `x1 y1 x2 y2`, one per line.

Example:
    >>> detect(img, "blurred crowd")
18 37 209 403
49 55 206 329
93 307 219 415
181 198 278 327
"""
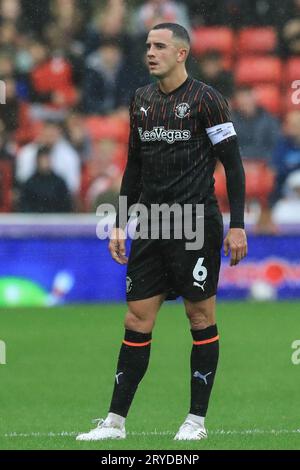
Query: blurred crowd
0 0 300 233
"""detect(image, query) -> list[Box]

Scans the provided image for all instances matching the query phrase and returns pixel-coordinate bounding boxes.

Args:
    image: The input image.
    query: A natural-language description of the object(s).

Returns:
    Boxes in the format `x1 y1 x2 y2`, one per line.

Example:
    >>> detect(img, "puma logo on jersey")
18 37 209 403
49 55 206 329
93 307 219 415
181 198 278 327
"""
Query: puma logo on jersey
138 126 191 144
193 371 212 385
193 280 206 291
140 106 150 116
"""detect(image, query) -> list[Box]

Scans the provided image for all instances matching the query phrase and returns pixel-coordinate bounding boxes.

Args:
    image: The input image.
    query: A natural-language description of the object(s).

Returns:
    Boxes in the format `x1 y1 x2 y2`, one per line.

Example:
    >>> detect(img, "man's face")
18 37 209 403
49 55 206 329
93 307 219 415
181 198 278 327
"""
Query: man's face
146 29 187 78
37 154 52 174
100 45 121 70
235 89 257 116
201 57 222 78
40 124 61 145
284 111 300 141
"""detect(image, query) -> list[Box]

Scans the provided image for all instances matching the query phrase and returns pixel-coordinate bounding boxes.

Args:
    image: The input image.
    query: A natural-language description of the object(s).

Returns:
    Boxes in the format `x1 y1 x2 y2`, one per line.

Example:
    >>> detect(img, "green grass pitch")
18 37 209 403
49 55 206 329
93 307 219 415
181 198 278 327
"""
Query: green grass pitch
0 302 300 450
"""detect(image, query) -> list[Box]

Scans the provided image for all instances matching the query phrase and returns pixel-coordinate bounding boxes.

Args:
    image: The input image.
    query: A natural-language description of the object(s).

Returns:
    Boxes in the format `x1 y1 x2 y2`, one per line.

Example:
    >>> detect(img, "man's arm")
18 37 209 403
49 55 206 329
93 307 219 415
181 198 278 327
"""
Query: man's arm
201 87 247 266
215 138 245 229
214 138 248 266
109 98 142 264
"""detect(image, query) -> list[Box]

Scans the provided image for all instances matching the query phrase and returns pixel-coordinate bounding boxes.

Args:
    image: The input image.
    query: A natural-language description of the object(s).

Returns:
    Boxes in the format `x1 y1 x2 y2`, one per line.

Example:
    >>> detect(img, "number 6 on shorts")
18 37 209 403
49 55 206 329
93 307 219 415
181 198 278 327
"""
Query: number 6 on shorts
192 257 207 282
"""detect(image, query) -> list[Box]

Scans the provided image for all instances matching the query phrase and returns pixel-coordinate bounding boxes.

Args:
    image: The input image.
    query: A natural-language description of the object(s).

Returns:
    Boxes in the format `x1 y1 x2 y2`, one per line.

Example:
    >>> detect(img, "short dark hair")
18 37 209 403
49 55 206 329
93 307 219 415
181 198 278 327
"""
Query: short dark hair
44 119 63 128
99 37 122 49
151 23 190 45
235 84 254 94
37 145 52 158
201 50 222 62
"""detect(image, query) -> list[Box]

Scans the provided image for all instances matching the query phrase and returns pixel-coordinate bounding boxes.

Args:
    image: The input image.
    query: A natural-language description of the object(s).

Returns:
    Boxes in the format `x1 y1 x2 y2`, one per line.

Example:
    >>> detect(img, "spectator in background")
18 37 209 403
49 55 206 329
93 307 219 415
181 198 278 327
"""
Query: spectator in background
190 0 289 27
270 110 300 208
0 20 18 56
185 0 244 27
27 39 78 111
20 0 50 36
84 0 129 58
186 0 289 27
16 120 81 195
234 0 288 27
133 0 190 34
0 0 21 23
0 125 16 162
43 24 85 89
19 145 72 213
64 110 92 164
82 39 133 115
0 76 20 135
232 85 279 161
49 0 86 39
44 0 90 84
272 170 300 223
231 85 279 233
81 138 125 211
280 16 300 57
193 51 235 101
0 54 15 77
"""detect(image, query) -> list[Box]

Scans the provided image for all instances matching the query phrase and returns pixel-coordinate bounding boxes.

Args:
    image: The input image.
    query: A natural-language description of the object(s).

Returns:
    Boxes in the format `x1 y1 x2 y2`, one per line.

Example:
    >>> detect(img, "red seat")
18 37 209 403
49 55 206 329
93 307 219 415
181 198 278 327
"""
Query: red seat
235 57 282 85
254 84 282 115
14 103 45 145
191 27 235 56
0 161 13 212
84 116 129 143
236 27 277 55
244 161 275 203
215 160 275 210
283 57 300 85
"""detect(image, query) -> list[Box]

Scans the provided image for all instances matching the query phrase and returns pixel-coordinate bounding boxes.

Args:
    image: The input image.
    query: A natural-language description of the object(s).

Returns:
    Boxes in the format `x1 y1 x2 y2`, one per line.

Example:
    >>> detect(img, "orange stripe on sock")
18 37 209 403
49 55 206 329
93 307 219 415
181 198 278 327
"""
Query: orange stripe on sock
193 335 219 346
123 340 152 347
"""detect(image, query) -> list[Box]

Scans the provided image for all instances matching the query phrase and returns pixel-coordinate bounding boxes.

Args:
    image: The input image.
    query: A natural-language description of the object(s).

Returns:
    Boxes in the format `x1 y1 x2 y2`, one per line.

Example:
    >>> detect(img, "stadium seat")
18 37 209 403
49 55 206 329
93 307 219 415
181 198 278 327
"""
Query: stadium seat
0 161 13 212
84 116 129 143
215 160 275 210
14 103 44 145
243 160 275 204
254 85 282 115
236 27 277 55
235 57 282 86
191 27 235 56
283 57 300 86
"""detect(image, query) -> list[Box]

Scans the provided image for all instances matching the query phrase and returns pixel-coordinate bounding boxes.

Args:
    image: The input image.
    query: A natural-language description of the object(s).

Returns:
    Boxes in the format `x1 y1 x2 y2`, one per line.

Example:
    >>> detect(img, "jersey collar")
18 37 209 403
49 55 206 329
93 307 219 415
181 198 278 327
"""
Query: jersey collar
157 76 191 97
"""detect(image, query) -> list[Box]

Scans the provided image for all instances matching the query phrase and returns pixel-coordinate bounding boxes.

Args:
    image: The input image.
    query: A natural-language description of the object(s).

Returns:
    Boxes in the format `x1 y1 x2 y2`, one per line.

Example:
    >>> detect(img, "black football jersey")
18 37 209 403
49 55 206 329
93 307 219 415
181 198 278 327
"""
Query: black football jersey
124 76 235 215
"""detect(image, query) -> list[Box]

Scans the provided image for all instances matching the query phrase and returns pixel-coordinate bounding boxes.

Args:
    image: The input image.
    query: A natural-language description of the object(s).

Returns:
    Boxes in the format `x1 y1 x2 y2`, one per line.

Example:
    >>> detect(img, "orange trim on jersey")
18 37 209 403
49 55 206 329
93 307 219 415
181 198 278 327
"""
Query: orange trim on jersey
123 340 152 347
193 335 219 346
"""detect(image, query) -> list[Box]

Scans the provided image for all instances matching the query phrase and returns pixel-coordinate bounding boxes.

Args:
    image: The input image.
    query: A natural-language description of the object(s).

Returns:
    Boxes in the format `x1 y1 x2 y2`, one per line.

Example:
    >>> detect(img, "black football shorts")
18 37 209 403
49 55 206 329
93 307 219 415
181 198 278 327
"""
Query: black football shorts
126 213 223 302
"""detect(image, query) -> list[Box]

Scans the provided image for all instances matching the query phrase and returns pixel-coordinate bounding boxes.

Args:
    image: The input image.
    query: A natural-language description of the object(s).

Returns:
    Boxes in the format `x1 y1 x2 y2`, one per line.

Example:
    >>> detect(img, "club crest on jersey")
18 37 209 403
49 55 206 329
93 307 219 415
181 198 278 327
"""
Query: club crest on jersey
126 276 133 293
175 102 190 119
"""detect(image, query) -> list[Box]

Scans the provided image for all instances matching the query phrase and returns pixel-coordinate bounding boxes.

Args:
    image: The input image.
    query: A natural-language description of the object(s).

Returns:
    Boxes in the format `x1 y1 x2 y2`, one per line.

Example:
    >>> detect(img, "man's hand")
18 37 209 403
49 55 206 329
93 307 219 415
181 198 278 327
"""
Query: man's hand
223 228 247 266
109 228 128 264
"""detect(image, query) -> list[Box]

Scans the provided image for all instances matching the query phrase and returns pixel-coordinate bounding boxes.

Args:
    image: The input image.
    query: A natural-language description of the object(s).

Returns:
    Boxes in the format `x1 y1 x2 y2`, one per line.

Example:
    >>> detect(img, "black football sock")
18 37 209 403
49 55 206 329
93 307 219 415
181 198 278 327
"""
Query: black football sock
109 329 152 418
190 324 219 417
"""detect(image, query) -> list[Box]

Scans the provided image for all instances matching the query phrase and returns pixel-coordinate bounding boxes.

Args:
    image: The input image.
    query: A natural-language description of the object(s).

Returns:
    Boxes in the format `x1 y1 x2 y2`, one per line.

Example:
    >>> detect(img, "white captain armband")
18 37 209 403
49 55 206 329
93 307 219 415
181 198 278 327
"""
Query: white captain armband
205 122 236 146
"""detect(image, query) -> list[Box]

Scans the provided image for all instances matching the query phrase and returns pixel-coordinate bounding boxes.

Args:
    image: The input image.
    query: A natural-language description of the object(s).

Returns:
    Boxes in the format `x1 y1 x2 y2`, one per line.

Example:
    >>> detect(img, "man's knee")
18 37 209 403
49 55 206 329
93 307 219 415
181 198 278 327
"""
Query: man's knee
124 295 164 333
124 308 154 333
185 299 216 330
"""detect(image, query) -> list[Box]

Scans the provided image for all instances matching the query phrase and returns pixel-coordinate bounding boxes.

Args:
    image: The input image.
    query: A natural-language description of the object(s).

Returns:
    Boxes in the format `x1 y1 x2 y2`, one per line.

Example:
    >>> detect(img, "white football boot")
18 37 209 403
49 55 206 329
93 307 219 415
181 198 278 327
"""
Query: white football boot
174 418 207 441
76 415 126 441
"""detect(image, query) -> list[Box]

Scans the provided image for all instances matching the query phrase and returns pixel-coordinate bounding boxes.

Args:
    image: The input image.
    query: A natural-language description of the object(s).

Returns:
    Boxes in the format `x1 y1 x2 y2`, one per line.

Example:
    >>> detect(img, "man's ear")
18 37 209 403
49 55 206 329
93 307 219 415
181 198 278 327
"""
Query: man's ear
177 47 189 62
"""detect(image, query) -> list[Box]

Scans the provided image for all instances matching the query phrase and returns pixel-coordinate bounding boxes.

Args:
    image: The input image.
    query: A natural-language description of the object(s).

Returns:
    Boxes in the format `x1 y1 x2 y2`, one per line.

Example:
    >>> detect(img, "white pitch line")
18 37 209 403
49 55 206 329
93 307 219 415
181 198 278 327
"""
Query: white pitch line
3 429 300 438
